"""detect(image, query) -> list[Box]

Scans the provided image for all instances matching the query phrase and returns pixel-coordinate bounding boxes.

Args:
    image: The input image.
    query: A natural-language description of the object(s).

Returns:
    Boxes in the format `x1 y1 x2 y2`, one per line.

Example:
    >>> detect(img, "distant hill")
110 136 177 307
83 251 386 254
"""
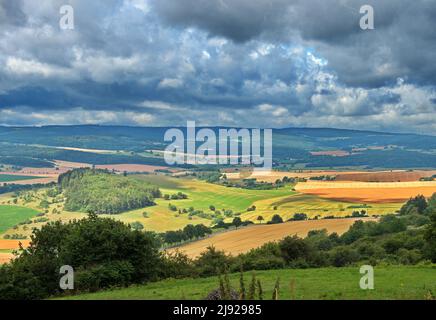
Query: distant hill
0 125 435 169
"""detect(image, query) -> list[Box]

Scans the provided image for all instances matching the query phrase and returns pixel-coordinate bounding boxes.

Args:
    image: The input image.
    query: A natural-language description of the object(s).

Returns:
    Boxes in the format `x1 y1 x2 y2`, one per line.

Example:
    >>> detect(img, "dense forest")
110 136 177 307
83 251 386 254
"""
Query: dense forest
59 169 161 214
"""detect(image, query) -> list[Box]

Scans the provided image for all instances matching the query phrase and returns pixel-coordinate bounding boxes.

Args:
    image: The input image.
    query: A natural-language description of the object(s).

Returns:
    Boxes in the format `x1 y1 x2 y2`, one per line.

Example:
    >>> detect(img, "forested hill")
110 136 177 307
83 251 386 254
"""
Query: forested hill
0 125 435 169
59 169 161 215
0 125 435 151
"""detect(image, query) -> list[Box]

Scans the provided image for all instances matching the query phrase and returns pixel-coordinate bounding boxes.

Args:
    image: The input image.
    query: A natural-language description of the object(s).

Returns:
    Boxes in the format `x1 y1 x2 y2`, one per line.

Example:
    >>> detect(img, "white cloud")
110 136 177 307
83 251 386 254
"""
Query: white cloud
157 78 184 89
5 57 75 79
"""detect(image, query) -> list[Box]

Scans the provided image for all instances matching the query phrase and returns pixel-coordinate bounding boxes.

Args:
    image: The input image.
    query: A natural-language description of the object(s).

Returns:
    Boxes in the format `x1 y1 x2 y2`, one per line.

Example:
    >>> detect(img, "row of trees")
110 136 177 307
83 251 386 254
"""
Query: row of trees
160 224 212 245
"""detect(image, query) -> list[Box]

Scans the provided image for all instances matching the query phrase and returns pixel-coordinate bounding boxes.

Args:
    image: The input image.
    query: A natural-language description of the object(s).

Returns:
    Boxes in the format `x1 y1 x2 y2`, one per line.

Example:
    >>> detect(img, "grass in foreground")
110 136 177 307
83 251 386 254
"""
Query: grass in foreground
61 265 435 300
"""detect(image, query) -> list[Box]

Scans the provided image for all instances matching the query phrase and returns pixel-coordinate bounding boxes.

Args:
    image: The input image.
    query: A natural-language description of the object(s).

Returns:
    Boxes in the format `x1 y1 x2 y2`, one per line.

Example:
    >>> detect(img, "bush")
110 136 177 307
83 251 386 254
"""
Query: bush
289 213 307 221
161 251 197 279
0 214 162 300
329 246 360 267
267 214 283 225
75 261 135 292
279 236 313 264
130 221 144 231
424 212 436 262
195 246 233 277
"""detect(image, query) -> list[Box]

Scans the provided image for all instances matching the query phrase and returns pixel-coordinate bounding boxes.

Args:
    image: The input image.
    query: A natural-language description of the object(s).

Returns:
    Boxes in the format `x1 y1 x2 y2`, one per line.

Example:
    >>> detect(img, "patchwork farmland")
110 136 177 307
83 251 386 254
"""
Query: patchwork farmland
1 165 435 266
168 217 375 258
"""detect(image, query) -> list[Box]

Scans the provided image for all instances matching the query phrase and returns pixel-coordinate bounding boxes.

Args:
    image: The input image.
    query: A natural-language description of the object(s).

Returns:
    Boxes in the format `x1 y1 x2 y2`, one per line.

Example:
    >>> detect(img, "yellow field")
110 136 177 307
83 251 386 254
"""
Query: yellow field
296 181 436 203
168 218 375 258
0 253 13 264
241 193 399 222
225 170 366 182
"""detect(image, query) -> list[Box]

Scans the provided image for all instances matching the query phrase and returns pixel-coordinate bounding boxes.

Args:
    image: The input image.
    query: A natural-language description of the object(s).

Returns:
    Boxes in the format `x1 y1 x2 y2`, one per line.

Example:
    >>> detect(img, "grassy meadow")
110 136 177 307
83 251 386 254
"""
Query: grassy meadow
60 265 436 300
0 205 40 234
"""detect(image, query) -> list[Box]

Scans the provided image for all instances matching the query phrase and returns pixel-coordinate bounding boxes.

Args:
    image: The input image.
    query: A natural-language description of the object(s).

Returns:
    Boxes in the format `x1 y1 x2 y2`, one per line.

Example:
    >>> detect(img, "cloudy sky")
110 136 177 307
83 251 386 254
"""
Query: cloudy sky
0 0 435 134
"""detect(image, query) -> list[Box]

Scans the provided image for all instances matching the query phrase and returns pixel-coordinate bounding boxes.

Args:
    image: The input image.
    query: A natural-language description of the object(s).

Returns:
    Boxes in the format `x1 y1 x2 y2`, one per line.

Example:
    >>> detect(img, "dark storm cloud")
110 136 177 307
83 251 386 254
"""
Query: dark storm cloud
0 0 27 26
154 0 436 88
0 0 435 134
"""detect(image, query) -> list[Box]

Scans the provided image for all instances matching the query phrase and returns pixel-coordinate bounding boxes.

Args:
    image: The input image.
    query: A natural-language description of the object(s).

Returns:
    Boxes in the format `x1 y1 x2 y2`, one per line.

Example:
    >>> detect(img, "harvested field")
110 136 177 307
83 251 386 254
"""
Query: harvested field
53 160 91 169
0 239 30 250
296 181 436 203
310 150 350 157
16 161 172 178
335 170 436 182
225 170 367 183
0 252 13 264
168 218 374 258
0 177 57 186
95 164 171 173
53 146 117 154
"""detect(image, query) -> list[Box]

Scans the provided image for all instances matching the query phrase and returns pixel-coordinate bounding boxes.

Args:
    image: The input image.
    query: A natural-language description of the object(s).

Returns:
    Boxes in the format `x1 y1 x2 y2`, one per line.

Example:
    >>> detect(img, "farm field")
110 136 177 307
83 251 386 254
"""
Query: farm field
168 218 374 258
226 169 436 183
295 181 436 203
242 193 399 222
0 172 415 242
0 252 13 264
0 205 40 234
133 175 293 214
61 265 436 300
335 170 436 182
225 170 365 182
0 174 40 183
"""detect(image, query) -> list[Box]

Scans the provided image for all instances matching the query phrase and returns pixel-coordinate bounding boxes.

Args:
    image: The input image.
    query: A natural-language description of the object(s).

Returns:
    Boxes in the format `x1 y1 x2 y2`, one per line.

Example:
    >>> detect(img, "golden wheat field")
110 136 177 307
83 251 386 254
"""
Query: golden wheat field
0 253 14 264
0 240 30 250
226 169 436 183
168 218 375 258
295 181 436 203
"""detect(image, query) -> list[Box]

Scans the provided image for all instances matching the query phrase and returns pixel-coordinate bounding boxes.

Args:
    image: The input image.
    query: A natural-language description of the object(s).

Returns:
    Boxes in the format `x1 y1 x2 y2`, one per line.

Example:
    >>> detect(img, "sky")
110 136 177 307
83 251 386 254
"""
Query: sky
0 0 435 135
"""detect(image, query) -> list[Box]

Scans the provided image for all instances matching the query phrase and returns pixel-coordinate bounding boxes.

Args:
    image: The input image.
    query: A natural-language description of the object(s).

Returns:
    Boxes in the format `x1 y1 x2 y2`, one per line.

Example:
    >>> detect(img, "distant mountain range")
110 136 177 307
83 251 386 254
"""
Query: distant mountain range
0 125 435 169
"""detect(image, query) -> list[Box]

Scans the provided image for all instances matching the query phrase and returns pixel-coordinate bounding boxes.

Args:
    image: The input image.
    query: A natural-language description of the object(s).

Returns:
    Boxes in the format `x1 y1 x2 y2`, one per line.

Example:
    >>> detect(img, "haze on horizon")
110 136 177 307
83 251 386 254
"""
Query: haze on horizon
0 0 435 135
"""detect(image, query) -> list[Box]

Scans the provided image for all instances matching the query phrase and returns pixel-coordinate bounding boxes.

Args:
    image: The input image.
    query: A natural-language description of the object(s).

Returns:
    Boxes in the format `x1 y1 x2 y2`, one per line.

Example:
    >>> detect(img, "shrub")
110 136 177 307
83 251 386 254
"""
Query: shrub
279 236 313 264
75 261 135 292
0 214 161 300
267 214 283 225
195 246 233 277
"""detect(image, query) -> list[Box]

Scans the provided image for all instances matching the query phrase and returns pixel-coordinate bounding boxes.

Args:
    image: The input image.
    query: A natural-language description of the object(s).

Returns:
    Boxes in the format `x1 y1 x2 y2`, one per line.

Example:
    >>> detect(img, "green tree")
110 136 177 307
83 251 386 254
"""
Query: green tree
268 214 283 224
232 217 242 229
424 212 436 262
0 214 161 299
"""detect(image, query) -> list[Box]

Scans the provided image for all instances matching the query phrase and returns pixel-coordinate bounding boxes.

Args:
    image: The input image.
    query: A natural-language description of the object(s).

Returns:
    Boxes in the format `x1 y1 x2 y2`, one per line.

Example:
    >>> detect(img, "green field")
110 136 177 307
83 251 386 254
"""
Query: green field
0 174 38 183
61 266 436 300
134 175 293 213
0 205 40 233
